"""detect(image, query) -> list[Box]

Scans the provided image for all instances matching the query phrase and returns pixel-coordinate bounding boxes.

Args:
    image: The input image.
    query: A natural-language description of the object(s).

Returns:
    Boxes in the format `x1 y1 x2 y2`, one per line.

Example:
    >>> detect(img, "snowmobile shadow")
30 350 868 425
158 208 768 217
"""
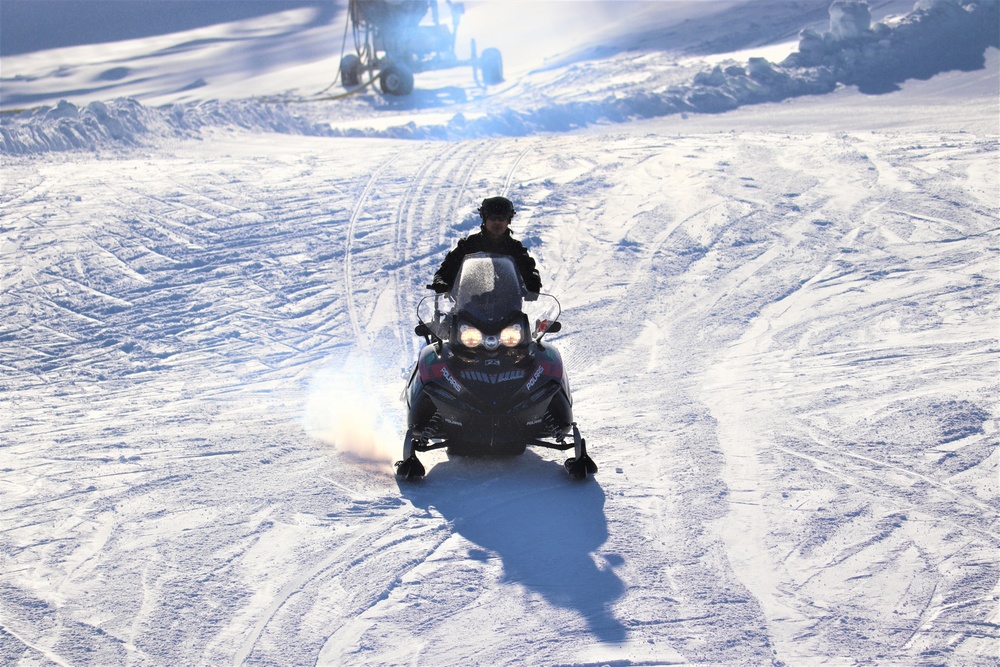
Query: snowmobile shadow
397 451 626 643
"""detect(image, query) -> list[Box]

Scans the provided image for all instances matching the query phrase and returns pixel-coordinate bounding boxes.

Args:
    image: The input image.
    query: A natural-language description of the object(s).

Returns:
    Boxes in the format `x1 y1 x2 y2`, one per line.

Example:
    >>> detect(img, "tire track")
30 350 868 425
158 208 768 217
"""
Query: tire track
391 141 487 363
389 142 468 356
500 143 534 198
344 151 409 349
0 621 73 667
386 139 538 365
344 140 504 364
788 425 1000 544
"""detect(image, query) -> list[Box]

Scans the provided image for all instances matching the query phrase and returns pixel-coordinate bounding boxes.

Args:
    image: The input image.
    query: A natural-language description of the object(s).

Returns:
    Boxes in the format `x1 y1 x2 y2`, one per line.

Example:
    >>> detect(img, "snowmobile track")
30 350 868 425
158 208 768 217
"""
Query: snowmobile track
344 148 410 348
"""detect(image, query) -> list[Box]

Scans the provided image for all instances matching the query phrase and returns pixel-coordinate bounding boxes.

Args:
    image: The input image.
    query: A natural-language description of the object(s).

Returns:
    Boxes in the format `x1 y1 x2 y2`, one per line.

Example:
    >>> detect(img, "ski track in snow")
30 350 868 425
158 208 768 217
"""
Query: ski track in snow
1 125 997 665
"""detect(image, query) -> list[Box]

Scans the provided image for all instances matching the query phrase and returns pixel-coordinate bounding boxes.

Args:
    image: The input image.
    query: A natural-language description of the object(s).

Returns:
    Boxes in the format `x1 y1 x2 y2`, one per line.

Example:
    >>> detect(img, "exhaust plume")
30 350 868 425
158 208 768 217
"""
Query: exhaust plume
304 361 399 464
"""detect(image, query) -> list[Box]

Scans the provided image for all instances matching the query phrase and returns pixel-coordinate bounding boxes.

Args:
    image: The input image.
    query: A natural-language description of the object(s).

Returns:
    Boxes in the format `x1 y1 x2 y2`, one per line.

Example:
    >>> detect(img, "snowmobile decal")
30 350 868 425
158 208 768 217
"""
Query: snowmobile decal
539 361 563 378
524 364 545 391
460 369 526 384
439 366 463 393
418 360 446 382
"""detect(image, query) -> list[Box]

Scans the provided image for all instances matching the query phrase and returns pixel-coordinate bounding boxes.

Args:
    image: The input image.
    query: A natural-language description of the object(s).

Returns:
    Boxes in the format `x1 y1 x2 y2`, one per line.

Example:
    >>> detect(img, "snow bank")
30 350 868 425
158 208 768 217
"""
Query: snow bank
784 0 1000 93
0 97 336 154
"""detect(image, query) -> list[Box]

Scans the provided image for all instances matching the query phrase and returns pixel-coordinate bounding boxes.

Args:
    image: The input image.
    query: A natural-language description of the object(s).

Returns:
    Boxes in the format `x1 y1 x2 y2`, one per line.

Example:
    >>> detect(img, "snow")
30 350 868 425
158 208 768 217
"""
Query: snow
1 0 998 665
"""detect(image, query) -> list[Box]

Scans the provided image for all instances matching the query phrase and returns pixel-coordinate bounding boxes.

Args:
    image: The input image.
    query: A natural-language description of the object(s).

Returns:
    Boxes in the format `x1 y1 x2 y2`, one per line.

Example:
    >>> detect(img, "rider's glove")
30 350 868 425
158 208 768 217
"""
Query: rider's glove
525 291 539 302
427 277 450 293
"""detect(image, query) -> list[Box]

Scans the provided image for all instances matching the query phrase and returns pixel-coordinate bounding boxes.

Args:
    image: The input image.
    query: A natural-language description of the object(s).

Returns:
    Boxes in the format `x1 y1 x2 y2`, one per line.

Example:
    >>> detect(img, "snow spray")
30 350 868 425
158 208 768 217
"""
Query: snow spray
303 357 399 465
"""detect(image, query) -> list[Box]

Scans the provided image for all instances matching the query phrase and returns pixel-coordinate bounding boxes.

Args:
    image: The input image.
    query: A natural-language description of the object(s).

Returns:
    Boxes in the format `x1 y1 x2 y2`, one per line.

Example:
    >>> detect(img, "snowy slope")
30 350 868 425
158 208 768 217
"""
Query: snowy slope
2 1 998 666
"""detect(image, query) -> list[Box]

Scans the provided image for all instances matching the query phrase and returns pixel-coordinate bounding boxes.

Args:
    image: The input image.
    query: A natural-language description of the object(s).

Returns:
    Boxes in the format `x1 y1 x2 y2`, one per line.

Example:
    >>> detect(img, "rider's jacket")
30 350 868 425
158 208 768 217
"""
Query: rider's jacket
432 229 542 293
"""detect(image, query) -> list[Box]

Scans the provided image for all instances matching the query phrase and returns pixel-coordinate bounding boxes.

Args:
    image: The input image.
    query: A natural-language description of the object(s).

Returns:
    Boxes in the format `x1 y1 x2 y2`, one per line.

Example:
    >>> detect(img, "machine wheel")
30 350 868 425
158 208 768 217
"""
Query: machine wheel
479 48 503 85
379 64 414 96
340 54 362 87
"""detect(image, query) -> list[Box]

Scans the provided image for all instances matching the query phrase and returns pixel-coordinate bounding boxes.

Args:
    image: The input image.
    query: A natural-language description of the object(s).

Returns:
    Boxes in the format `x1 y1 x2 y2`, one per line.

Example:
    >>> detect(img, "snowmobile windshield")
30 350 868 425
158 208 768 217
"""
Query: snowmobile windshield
452 254 524 326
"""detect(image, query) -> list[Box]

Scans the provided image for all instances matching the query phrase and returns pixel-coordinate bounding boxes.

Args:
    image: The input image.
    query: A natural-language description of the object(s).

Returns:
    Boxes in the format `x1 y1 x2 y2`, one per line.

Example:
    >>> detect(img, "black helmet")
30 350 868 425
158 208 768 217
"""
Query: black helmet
478 196 516 220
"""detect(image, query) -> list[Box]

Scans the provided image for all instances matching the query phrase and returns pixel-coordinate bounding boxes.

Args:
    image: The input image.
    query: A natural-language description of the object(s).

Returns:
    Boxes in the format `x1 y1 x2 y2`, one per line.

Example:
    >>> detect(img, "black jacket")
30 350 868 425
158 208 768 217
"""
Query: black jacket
432 230 542 293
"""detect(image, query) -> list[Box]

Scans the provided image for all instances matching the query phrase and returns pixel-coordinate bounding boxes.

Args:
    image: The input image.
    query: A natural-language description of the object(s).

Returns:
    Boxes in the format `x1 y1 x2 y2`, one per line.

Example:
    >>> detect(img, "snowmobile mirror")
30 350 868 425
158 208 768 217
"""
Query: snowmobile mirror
535 318 561 336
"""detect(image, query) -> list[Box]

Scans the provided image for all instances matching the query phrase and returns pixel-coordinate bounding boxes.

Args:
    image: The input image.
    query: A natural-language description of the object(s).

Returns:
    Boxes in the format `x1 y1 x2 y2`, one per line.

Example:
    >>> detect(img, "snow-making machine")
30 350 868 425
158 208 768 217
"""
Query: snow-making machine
339 0 504 96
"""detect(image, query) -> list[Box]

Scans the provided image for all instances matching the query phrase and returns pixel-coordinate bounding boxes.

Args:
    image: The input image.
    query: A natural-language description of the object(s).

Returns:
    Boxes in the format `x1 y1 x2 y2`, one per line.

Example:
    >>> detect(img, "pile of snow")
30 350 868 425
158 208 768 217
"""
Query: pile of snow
784 0 1000 92
0 97 336 154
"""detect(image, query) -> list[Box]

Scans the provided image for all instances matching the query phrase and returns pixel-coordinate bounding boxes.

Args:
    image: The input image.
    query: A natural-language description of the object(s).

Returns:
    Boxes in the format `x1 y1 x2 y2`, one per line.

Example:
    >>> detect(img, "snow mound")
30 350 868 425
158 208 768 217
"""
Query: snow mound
784 0 999 93
0 97 335 154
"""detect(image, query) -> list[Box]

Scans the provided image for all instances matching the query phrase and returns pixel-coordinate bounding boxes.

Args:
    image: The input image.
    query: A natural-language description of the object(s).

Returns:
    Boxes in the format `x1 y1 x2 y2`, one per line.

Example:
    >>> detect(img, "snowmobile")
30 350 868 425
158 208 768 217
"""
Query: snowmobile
395 253 597 481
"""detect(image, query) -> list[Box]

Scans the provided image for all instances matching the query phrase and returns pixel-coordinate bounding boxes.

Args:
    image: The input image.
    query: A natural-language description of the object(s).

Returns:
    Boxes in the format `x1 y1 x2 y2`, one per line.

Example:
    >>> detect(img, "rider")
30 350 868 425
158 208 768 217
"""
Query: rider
428 196 542 294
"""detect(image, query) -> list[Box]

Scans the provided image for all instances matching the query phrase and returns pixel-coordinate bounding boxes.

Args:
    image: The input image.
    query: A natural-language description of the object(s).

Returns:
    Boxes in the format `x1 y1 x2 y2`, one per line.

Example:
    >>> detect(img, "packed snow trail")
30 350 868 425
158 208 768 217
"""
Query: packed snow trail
2 125 996 665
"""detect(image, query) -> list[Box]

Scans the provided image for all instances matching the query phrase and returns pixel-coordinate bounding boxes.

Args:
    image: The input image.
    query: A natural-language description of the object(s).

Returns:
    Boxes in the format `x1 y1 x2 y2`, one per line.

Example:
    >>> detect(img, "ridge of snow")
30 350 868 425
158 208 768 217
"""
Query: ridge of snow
0 97 337 155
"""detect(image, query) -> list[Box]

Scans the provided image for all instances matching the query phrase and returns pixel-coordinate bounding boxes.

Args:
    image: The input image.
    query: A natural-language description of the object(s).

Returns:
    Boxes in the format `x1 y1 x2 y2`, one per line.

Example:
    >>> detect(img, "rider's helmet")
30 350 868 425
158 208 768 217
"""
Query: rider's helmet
478 196 516 221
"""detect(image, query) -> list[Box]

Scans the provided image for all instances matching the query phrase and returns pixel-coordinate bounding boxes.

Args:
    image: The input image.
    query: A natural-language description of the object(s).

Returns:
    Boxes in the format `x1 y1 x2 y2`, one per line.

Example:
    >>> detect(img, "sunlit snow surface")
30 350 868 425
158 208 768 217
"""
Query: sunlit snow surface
1 1 998 665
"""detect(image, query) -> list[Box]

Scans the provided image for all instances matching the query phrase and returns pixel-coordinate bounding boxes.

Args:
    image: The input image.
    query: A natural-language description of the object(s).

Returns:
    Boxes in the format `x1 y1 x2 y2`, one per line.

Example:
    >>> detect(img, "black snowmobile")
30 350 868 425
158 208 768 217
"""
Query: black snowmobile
395 253 597 481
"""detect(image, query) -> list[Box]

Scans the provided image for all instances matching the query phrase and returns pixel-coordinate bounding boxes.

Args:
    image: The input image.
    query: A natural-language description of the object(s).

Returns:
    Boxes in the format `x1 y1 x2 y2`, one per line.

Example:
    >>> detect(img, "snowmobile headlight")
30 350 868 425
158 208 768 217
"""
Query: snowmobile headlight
459 324 482 348
500 323 522 347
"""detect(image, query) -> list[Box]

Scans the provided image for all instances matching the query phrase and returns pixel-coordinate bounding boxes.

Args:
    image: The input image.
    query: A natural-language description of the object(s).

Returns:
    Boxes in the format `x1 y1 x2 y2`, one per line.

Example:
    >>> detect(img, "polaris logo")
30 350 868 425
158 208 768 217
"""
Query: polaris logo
460 370 526 384
524 364 544 391
440 367 463 393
